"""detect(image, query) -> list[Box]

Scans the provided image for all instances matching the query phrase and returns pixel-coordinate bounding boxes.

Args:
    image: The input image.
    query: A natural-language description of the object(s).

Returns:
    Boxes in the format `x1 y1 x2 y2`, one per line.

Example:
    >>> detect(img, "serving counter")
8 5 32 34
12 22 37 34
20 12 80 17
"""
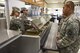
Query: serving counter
0 15 58 53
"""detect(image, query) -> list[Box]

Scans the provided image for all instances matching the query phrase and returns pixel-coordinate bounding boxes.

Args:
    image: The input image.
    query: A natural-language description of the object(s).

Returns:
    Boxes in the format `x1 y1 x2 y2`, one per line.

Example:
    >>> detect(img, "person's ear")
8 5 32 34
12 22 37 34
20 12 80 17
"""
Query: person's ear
68 5 72 10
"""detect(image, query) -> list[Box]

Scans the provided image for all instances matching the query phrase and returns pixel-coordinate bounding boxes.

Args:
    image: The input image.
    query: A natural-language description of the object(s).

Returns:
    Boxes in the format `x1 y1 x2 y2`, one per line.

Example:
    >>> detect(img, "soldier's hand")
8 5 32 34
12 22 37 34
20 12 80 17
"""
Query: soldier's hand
56 39 62 44
56 32 61 41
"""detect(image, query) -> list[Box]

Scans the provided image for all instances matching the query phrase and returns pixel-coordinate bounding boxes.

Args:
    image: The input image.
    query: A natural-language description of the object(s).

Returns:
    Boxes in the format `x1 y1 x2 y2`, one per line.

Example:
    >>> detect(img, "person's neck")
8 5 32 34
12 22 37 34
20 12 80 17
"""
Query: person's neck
65 12 74 18
23 13 27 15
14 15 19 18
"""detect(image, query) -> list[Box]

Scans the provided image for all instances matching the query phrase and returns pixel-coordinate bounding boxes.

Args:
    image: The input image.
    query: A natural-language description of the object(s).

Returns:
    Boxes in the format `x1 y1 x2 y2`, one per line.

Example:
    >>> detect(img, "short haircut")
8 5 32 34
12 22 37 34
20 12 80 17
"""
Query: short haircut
65 1 75 10
11 10 19 16
21 9 28 13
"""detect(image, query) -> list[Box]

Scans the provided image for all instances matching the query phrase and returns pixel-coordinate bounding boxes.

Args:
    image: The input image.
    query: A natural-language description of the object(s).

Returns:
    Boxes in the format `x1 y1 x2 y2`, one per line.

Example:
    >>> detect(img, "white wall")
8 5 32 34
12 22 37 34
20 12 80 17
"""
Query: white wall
47 8 63 15
74 2 80 17
8 0 25 14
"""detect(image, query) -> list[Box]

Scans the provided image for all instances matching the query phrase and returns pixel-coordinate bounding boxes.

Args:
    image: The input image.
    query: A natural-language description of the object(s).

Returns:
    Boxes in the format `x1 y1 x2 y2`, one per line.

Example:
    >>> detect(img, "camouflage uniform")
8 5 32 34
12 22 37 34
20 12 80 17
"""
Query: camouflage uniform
57 13 80 53
10 16 25 31
20 8 34 31
10 7 25 31
20 7 28 20
20 13 28 20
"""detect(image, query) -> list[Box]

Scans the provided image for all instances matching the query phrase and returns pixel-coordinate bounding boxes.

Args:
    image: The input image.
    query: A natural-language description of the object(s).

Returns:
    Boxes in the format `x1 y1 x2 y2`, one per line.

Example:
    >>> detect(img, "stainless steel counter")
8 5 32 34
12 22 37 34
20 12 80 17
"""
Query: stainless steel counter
43 23 58 50
0 22 58 53
0 18 21 49
0 29 21 49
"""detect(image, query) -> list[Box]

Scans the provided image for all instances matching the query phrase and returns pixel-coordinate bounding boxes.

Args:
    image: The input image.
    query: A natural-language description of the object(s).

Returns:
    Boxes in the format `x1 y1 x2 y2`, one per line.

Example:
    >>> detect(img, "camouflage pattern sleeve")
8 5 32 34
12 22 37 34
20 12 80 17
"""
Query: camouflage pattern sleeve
57 21 79 48
58 18 64 32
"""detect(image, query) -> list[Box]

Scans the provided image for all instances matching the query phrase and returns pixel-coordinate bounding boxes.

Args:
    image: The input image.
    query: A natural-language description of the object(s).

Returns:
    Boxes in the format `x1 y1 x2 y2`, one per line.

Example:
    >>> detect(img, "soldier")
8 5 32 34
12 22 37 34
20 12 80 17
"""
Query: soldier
10 7 25 32
56 1 80 53
40 8 44 16
10 7 20 20
20 7 28 20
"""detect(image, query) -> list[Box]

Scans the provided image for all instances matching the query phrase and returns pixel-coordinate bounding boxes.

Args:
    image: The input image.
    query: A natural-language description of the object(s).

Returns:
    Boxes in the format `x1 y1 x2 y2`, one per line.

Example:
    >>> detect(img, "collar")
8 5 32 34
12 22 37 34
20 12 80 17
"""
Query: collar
12 16 18 19
63 13 74 22
23 13 28 16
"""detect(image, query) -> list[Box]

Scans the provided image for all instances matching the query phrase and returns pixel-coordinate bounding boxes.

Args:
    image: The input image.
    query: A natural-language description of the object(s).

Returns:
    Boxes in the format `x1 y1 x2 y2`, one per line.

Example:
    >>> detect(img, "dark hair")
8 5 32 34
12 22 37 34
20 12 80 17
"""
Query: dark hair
10 10 15 16
21 9 28 13
10 10 20 16
65 1 75 10
21 11 23 13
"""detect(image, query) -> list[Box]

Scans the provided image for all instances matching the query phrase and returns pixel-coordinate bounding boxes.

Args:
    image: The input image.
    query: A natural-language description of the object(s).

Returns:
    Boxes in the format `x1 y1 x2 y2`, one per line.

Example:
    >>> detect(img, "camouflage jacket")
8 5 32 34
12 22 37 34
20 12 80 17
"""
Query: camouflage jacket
10 16 25 31
20 14 28 20
57 13 80 53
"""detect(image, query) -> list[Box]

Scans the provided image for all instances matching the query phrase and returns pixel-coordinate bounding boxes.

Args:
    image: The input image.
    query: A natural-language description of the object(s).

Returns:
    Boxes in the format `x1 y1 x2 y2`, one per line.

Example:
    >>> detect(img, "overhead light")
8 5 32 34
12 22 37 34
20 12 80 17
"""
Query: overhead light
36 0 40 2
49 1 63 3
0 0 5 4
37 2 43 4
32 0 35 2
73 1 79 2
67 1 79 3
0 0 5 2
0 1 5 4
50 1 58 3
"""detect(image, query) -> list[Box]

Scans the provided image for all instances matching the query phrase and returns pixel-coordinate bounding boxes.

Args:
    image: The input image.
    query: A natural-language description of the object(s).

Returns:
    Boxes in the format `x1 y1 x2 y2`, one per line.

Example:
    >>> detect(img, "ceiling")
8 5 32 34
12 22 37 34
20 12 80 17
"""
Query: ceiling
45 0 80 4
45 0 80 8
0 0 5 4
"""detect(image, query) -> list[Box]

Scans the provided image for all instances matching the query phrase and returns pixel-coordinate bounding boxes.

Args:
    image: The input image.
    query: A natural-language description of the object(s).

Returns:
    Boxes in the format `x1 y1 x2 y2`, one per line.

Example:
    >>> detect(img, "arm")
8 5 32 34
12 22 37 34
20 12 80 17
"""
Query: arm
57 22 79 48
